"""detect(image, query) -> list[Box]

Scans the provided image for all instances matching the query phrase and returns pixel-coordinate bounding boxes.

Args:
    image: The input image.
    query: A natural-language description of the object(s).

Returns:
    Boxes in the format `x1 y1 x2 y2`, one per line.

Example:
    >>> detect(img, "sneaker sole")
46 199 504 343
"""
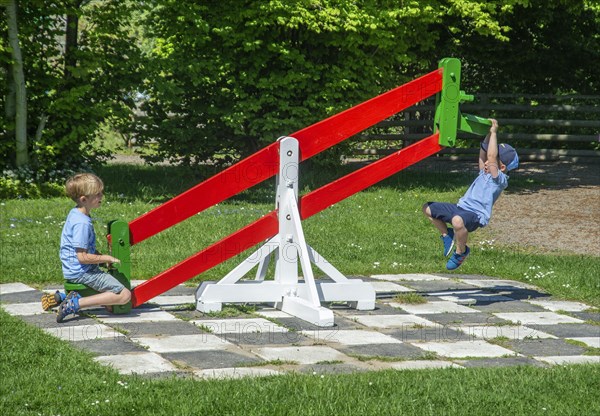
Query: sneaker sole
41 292 60 311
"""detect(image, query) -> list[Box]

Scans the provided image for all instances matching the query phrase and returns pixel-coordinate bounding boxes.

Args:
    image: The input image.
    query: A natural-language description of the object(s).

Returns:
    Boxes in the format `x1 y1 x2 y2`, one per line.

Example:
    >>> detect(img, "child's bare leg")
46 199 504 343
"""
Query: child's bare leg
422 204 450 235
78 288 131 309
451 216 468 254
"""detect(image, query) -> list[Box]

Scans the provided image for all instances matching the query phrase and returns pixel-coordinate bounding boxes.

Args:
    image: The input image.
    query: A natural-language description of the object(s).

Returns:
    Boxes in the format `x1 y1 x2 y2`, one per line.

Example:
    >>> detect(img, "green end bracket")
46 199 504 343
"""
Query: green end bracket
434 58 493 147
107 219 132 314
435 58 462 147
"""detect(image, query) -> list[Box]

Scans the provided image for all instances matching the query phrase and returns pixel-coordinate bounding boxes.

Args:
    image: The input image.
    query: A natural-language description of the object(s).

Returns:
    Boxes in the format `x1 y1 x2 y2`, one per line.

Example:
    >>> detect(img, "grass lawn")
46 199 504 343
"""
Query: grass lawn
1 162 599 415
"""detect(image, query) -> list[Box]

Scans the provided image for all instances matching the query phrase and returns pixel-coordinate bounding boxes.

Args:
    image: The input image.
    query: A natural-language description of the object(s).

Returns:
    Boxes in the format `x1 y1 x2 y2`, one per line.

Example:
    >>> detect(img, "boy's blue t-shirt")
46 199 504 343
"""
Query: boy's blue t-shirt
457 170 508 227
60 208 96 279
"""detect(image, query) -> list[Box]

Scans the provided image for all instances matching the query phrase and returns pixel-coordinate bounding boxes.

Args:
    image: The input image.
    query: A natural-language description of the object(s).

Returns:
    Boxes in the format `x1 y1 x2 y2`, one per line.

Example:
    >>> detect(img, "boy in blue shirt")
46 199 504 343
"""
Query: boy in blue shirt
422 119 519 270
41 173 131 322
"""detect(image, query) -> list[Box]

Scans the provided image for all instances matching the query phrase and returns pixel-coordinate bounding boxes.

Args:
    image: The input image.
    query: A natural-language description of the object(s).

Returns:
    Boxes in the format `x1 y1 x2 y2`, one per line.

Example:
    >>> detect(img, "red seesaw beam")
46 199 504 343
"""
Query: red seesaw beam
132 134 441 307
128 69 443 245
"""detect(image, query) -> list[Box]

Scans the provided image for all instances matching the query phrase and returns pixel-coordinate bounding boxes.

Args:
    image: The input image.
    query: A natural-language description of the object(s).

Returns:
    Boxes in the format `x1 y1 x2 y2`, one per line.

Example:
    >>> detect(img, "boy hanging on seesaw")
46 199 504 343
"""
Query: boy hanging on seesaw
423 119 519 270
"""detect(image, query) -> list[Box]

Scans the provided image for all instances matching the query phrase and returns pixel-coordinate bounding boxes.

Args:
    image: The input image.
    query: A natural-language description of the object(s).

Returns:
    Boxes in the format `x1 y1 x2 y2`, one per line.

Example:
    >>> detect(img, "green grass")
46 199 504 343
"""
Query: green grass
1 162 599 414
393 293 428 304
1 311 599 416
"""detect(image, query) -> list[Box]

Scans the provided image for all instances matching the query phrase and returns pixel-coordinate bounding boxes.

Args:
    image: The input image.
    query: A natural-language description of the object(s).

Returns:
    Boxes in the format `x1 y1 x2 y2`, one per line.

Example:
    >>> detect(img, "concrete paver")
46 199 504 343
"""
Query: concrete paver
2 275 599 379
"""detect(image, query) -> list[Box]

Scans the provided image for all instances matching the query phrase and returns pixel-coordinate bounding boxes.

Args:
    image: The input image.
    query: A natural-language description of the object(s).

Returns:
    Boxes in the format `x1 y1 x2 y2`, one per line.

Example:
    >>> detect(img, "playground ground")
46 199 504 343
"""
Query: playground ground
486 160 599 256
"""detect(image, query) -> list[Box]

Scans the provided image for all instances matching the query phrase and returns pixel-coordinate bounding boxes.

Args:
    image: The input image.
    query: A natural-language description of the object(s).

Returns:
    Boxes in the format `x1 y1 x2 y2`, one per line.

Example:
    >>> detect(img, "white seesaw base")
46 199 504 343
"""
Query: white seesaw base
194 137 376 327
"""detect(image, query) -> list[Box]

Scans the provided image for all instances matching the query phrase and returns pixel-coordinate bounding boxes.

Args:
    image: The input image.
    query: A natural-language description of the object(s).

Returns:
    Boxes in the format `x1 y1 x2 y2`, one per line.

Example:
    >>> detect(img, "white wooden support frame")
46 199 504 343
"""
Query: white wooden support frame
195 136 376 327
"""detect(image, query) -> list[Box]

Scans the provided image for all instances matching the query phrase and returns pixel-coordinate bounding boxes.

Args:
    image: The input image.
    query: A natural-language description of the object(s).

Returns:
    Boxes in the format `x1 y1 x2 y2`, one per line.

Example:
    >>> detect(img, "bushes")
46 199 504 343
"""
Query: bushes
0 167 67 199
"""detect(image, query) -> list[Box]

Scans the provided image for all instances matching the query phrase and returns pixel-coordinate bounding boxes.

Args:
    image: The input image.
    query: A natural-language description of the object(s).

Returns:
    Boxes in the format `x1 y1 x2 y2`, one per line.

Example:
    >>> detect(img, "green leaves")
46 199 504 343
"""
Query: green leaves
137 0 444 165
0 0 143 174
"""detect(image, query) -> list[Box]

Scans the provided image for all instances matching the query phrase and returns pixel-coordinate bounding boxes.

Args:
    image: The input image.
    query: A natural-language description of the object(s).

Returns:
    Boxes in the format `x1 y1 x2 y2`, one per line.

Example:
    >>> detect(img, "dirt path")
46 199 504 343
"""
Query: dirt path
484 161 599 256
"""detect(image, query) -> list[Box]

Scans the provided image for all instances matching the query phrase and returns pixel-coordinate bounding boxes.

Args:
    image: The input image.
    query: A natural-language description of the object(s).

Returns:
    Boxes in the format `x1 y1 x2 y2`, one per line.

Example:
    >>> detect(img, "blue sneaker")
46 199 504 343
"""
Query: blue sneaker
56 293 81 323
446 246 470 270
441 228 455 257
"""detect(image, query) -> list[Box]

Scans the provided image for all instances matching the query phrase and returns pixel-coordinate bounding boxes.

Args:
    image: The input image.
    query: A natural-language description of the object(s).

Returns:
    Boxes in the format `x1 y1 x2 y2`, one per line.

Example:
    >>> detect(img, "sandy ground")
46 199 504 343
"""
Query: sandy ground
489 161 599 256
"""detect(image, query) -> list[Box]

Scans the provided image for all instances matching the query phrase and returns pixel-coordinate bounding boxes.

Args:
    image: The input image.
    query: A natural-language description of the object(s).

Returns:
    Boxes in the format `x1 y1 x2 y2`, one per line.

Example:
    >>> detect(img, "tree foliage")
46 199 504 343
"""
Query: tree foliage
441 0 600 93
1 0 598 176
0 0 142 174
137 0 531 166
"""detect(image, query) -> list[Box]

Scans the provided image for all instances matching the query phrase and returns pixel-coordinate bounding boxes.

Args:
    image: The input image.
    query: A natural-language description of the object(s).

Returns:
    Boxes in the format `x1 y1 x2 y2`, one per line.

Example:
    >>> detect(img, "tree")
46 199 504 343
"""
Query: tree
137 0 532 167
3 0 28 166
0 0 143 175
439 0 600 94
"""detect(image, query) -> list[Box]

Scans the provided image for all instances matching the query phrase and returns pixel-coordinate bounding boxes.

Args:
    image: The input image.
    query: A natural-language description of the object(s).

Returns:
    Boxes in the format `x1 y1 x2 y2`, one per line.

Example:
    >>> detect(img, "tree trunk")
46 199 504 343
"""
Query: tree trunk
4 61 15 143
64 1 83 81
5 0 28 167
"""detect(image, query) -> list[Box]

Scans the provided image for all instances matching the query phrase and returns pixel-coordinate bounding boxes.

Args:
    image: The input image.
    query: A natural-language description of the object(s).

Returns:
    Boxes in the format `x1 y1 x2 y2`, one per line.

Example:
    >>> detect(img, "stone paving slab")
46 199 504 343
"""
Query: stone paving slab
527 323 600 338
301 329 402 346
505 339 590 357
526 299 592 312
340 343 428 360
571 311 600 323
72 338 149 356
44 323 124 342
493 312 585 325
252 346 349 365
131 334 232 353
383 326 466 343
163 350 263 369
535 356 600 365
418 312 510 326
370 281 415 293
0 282 37 294
396 280 477 293
1 275 599 380
94 352 179 374
427 290 514 305
568 337 600 348
470 300 549 313
219 331 312 346
411 340 517 358
193 318 289 334
110 321 207 337
390 301 480 315
0 290 49 304
449 325 558 340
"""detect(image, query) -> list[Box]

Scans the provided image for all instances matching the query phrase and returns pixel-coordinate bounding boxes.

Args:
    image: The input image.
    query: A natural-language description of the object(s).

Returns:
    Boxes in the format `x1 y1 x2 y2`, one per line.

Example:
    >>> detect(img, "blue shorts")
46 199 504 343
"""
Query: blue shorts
426 202 482 232
66 266 126 294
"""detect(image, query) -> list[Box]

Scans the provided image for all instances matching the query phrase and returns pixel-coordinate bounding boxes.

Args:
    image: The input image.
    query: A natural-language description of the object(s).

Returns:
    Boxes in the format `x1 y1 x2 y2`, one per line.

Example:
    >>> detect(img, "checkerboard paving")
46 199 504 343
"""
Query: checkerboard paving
1 274 599 380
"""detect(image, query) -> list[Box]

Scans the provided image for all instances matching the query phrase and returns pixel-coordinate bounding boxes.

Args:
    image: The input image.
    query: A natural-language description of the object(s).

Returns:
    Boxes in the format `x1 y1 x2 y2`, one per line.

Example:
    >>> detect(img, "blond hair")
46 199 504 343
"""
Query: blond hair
65 173 104 203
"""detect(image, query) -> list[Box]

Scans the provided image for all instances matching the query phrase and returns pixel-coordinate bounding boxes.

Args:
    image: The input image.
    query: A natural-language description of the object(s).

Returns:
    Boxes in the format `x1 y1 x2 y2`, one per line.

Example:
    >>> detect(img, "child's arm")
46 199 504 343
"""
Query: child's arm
76 248 120 265
479 131 490 171
485 119 501 178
